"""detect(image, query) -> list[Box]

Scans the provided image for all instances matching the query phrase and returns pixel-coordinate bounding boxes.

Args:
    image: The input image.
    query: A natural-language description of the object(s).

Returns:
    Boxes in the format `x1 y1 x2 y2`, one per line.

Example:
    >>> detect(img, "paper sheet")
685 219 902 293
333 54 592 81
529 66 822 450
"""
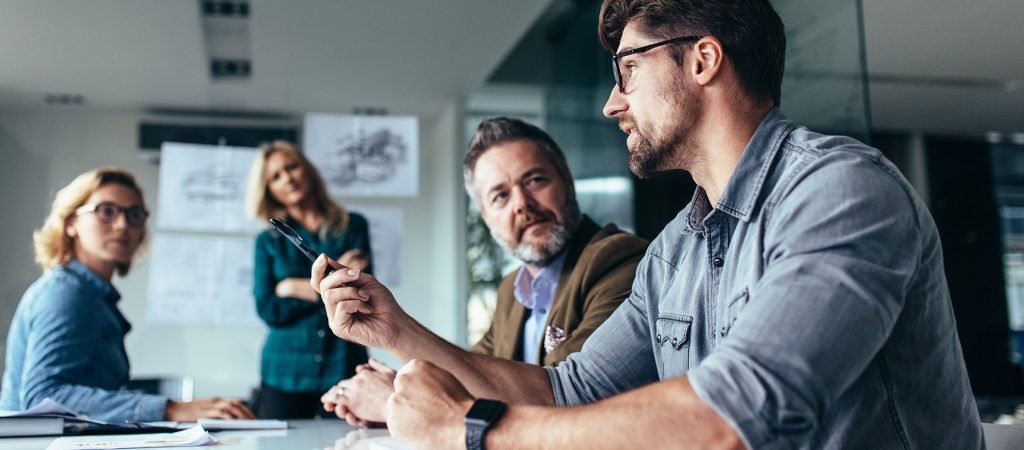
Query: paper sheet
156 142 262 233
196 419 286 430
303 113 419 197
45 425 214 450
146 233 260 326
349 205 402 287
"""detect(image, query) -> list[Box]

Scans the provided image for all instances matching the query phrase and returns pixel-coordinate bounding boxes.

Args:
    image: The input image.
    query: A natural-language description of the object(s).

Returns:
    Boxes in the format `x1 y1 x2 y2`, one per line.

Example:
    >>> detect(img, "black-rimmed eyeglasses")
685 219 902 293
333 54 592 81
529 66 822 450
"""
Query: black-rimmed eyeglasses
612 35 703 93
76 202 150 227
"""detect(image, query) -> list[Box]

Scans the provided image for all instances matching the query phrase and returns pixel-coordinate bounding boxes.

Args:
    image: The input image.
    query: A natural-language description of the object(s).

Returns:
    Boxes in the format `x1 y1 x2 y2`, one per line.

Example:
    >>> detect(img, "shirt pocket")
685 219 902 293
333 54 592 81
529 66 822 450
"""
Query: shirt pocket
720 288 750 339
655 314 693 378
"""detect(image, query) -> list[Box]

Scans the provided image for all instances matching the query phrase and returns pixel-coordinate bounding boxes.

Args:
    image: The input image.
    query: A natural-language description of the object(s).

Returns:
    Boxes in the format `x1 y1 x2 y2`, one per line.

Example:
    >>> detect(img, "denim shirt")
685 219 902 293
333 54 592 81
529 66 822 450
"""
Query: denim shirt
513 251 566 364
0 259 167 422
547 109 983 449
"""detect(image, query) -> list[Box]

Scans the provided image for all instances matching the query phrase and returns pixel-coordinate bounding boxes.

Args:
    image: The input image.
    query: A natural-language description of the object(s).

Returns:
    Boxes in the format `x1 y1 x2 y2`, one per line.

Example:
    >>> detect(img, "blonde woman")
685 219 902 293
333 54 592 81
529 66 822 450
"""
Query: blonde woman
247 141 371 419
0 167 254 422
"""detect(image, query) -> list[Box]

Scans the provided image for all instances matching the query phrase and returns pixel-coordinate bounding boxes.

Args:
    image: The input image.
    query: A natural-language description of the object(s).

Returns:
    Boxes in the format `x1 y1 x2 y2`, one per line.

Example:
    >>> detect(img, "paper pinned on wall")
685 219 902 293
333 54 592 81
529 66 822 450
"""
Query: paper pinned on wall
156 142 263 233
303 114 419 197
349 205 402 288
146 233 260 326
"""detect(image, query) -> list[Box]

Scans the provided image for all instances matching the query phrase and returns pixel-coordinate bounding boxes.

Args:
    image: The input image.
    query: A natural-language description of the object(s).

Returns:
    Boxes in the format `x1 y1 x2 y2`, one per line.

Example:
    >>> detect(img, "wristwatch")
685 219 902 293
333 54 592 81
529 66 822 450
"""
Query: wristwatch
464 398 506 450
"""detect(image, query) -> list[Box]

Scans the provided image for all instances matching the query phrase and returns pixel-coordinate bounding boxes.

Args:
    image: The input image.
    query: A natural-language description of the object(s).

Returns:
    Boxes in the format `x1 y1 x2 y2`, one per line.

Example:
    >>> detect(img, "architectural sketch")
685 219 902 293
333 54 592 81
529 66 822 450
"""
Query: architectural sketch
157 142 262 233
326 128 408 186
304 113 419 197
146 233 260 326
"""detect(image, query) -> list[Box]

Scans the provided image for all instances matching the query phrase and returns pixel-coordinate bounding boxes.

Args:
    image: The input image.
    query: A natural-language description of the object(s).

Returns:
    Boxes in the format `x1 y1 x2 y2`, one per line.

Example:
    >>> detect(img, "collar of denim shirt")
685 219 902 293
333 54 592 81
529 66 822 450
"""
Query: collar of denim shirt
684 107 797 230
66 258 122 306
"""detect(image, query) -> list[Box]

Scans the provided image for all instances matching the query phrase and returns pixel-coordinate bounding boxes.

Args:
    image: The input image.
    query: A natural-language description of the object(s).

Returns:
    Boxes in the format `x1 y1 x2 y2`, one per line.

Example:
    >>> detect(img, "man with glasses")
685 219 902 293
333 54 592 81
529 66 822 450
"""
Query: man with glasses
313 1 983 448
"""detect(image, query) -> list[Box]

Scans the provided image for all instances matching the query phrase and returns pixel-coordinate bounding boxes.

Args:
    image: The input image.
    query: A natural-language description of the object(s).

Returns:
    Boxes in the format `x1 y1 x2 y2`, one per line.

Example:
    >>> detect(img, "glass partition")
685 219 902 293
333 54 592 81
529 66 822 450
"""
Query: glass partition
465 0 872 342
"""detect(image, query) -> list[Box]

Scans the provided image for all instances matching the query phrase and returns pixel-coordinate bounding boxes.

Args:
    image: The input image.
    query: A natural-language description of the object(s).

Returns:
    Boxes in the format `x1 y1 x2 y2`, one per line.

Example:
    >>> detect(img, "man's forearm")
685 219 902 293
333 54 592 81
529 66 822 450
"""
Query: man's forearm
392 319 555 406
484 377 743 450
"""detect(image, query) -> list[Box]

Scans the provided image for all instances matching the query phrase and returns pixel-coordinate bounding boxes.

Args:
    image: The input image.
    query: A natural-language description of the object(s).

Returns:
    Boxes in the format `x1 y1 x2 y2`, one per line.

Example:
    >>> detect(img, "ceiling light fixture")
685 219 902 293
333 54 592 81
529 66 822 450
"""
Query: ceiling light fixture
200 0 252 80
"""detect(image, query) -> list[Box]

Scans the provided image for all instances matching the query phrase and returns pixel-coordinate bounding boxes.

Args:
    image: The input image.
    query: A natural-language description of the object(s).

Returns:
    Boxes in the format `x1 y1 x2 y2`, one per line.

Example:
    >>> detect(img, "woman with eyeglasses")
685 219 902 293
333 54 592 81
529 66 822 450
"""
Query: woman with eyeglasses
246 141 371 419
0 166 255 422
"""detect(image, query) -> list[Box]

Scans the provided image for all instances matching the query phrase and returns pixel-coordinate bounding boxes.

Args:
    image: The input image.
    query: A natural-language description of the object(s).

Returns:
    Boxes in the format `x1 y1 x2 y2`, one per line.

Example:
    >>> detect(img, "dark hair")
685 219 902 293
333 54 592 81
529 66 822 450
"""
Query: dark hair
599 0 786 106
463 117 576 205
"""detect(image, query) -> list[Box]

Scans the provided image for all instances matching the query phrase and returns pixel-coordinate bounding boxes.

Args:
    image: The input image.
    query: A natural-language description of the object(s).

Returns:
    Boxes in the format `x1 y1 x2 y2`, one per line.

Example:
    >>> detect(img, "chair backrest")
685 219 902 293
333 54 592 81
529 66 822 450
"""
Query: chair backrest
126 376 194 402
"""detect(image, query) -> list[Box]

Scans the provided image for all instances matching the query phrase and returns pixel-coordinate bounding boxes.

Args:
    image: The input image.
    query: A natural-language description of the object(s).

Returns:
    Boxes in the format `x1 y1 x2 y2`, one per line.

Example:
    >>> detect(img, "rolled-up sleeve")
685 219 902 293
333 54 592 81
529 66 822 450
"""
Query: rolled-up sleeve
546 255 660 406
688 154 920 448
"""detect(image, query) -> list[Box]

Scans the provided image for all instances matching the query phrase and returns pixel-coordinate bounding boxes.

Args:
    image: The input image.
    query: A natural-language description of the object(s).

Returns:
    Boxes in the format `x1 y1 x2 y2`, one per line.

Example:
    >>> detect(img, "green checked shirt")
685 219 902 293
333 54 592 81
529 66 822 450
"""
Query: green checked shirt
253 213 371 393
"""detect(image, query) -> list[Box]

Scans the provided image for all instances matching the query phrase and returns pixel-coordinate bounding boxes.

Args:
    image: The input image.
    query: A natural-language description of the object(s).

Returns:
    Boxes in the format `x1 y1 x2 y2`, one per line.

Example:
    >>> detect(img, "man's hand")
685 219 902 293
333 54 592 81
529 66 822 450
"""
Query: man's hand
310 254 410 350
164 397 255 421
274 277 320 302
387 359 474 450
321 358 396 426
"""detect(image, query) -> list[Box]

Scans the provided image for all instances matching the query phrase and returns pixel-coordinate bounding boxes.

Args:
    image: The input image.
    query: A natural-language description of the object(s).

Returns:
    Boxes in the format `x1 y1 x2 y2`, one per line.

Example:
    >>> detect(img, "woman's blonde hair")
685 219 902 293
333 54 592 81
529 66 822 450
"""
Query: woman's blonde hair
33 166 148 276
246 140 349 237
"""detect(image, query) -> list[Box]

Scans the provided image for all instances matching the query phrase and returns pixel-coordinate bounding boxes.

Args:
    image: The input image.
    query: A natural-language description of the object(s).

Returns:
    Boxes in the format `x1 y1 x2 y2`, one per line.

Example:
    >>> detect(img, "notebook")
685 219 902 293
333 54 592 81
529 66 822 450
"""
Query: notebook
0 416 64 437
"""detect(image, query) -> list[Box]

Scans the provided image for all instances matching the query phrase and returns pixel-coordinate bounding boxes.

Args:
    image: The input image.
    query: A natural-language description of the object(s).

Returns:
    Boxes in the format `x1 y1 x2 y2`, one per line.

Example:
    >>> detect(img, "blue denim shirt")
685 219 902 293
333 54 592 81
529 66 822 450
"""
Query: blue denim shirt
0 259 166 422
547 109 984 449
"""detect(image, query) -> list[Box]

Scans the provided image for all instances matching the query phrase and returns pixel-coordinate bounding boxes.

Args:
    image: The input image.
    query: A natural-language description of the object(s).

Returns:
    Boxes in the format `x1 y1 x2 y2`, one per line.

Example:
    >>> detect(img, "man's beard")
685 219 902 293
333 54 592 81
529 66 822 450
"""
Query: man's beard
492 201 580 267
623 75 701 178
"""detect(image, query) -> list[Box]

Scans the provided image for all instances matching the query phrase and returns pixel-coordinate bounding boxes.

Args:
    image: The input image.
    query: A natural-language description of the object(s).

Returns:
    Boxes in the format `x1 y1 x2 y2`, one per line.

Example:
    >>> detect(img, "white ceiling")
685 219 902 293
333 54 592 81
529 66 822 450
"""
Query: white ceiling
0 0 551 118
0 0 1019 137
862 0 1024 136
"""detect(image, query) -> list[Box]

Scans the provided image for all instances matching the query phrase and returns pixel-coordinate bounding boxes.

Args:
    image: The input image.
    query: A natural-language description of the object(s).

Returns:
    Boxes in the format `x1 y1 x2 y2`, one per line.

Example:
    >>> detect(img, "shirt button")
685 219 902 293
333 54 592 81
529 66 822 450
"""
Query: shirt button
313 354 323 363
719 326 726 337
671 338 678 346
539 309 547 314
317 330 326 338
712 257 724 267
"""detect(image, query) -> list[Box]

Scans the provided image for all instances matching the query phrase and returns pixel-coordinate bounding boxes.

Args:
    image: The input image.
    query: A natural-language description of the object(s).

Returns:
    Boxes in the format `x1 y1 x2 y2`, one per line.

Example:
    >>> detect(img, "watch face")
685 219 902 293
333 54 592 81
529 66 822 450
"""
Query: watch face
466 399 506 425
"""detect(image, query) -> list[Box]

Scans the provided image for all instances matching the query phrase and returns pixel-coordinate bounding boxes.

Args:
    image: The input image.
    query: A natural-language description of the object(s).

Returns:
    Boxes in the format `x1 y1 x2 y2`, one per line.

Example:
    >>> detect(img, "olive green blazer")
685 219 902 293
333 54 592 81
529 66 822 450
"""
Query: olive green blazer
471 215 648 366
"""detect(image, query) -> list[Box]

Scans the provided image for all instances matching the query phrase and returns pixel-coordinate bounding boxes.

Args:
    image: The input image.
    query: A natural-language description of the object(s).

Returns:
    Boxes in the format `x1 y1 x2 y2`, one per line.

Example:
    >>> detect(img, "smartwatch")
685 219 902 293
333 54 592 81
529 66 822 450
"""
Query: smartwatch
464 398 507 450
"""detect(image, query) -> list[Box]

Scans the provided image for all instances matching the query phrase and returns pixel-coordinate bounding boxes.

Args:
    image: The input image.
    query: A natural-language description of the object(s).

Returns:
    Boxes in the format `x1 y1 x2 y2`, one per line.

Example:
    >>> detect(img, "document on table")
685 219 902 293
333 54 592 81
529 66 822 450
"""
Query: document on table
45 424 214 449
197 418 287 430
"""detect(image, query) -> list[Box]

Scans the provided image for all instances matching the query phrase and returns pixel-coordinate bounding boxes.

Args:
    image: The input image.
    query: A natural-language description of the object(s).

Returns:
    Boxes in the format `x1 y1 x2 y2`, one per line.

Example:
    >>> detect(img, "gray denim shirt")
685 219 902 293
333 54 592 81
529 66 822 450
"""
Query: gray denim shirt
546 109 983 449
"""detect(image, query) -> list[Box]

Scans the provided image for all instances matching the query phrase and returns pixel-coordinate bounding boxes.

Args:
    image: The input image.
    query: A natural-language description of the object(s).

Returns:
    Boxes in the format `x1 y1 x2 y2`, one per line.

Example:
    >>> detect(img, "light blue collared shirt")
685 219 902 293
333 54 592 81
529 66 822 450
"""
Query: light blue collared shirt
513 252 567 364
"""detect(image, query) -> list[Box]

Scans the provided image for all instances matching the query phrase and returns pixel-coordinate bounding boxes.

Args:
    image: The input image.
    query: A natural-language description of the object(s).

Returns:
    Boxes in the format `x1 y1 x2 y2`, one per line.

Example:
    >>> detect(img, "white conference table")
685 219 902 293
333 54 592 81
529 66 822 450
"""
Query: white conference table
0 419 404 450
4 419 1023 449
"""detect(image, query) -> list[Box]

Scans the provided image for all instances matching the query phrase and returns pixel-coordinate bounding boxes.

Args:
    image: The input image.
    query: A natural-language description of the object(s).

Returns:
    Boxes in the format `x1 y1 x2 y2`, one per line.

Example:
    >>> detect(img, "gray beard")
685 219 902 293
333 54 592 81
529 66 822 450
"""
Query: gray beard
492 208 580 267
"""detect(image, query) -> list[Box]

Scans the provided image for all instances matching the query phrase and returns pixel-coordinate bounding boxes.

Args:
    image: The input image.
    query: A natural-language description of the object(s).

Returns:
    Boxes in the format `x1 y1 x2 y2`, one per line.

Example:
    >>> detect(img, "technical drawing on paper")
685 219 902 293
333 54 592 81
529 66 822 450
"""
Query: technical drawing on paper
303 114 419 197
157 142 262 233
182 168 244 202
325 127 409 186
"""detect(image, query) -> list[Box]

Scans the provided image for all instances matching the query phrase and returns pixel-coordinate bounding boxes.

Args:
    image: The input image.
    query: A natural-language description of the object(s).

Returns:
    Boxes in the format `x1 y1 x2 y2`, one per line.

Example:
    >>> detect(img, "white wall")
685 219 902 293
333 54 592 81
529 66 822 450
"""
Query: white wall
0 105 465 400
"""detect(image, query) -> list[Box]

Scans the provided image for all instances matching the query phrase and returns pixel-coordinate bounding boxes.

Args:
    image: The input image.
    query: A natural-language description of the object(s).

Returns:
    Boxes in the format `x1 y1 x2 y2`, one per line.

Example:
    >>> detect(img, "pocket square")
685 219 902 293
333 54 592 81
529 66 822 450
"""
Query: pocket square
544 325 567 353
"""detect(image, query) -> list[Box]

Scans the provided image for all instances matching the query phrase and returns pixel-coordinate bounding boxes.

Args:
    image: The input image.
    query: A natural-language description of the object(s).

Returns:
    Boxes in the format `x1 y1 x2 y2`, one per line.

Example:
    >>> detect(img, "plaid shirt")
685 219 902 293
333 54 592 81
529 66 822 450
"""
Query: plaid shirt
253 213 371 393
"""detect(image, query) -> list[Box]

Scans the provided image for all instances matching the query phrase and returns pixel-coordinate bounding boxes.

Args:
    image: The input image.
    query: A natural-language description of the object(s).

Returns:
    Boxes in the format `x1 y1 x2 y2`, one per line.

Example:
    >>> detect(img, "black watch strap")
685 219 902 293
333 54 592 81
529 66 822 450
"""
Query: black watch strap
466 421 486 450
464 399 506 450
